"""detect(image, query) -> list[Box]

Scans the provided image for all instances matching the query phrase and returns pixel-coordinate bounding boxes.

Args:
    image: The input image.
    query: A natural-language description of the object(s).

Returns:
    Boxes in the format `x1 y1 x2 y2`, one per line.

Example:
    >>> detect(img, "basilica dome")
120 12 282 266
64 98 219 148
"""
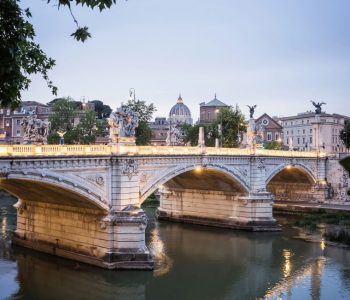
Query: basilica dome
169 94 193 125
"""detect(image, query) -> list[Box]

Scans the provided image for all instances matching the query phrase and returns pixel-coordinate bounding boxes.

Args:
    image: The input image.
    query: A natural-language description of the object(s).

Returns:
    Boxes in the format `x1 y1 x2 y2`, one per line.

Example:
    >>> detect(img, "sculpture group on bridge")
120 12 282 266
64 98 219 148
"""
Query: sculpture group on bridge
166 122 182 146
21 111 50 144
108 105 139 144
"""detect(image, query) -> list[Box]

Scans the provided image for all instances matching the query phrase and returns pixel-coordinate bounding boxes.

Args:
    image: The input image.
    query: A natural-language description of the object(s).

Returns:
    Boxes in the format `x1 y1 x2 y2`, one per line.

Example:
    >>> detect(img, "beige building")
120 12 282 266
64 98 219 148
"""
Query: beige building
278 112 349 153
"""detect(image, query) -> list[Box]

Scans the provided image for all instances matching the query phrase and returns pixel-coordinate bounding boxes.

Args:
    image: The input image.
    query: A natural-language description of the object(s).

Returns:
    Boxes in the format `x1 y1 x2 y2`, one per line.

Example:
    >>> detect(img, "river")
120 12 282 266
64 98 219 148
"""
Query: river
1 194 350 300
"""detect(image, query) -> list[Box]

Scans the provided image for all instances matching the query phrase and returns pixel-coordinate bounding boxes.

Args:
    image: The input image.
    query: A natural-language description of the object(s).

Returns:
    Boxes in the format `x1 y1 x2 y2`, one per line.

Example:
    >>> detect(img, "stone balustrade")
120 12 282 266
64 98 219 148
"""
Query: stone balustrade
0 144 325 157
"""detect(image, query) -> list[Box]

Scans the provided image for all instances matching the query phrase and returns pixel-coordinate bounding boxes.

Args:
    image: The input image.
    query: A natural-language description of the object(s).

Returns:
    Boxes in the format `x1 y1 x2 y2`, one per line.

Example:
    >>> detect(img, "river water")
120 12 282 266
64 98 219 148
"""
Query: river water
1 195 350 300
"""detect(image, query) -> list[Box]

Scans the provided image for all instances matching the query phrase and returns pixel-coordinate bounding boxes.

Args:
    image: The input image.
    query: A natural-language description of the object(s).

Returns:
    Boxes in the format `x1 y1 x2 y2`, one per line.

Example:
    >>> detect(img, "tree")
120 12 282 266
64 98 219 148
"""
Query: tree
75 110 97 144
125 99 157 145
182 124 217 146
182 106 246 148
0 1 118 108
263 140 282 150
49 97 77 131
135 121 153 146
126 99 156 123
340 121 350 149
213 106 246 148
90 100 112 119
48 97 96 144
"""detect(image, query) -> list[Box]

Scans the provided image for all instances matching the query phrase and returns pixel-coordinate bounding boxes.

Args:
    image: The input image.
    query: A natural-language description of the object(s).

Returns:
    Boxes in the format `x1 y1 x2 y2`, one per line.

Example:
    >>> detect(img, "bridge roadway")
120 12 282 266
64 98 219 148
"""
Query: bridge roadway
0 144 346 270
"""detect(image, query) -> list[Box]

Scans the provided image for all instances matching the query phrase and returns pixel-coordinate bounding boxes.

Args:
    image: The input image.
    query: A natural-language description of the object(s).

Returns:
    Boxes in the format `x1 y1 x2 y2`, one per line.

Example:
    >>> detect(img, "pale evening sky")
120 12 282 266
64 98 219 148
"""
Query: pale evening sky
21 0 350 121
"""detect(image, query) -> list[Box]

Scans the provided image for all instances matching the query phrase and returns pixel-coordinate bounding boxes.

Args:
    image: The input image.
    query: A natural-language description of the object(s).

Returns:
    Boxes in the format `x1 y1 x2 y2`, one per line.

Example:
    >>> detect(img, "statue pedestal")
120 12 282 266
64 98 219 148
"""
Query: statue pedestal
246 118 256 149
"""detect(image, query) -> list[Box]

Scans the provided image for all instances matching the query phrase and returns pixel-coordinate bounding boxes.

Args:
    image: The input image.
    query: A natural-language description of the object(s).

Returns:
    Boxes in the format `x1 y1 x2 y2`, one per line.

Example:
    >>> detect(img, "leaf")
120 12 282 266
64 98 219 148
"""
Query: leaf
71 26 92 42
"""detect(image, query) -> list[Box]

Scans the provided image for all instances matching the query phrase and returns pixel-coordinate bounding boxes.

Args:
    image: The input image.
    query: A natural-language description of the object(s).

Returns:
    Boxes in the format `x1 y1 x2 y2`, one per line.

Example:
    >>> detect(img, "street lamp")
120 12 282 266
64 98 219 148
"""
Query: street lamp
169 113 176 146
215 109 222 147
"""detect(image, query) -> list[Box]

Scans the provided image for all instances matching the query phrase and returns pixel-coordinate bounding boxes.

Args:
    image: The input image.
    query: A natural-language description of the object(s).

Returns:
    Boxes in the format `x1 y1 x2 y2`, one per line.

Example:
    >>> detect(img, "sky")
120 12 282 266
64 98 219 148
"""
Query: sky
20 0 350 121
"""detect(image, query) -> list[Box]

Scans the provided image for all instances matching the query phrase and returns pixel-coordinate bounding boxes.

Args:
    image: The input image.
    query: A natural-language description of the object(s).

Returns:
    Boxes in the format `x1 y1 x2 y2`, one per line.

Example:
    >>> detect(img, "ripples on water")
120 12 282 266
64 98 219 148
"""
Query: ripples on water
1 197 350 300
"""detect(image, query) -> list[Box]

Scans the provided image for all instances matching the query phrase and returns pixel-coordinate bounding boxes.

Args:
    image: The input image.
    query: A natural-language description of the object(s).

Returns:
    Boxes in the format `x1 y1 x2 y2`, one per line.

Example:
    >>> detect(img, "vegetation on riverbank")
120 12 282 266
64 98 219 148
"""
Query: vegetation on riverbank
325 229 350 246
276 209 350 246
142 193 160 206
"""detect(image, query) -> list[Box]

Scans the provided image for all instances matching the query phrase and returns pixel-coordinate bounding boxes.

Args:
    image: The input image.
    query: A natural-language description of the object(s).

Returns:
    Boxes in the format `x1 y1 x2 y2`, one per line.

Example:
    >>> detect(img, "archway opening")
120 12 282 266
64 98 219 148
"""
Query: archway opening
142 166 251 230
267 166 316 203
0 178 107 210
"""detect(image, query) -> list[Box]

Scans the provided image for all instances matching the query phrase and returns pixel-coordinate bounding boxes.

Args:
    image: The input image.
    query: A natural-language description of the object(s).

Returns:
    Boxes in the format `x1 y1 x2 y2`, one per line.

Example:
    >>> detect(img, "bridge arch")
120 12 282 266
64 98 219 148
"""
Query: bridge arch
266 163 317 203
0 170 109 211
140 163 249 203
266 162 316 186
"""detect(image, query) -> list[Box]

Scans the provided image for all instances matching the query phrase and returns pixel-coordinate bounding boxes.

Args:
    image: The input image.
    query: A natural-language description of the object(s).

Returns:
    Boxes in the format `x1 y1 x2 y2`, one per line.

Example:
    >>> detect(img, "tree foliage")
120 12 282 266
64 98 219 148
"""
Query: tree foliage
183 106 246 147
48 97 96 144
90 99 112 119
263 140 282 150
135 121 153 146
125 99 156 145
1 0 118 108
126 99 156 123
0 0 56 108
182 124 217 146
213 106 246 148
340 120 350 148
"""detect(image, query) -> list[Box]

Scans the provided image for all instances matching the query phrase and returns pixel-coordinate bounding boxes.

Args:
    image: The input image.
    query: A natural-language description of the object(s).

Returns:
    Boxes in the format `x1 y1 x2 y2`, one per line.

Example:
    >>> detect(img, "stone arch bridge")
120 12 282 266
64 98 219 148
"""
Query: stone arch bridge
0 144 342 270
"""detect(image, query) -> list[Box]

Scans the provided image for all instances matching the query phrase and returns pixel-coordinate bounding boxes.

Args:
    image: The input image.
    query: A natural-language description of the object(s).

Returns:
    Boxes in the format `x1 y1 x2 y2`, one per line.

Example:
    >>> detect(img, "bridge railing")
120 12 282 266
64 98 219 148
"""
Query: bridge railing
0 144 325 158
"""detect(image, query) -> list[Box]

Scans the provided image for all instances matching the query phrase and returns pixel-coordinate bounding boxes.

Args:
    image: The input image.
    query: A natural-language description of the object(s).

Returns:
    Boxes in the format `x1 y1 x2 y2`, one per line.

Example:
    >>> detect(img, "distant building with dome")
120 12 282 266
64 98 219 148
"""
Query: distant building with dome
168 94 193 125
149 94 193 146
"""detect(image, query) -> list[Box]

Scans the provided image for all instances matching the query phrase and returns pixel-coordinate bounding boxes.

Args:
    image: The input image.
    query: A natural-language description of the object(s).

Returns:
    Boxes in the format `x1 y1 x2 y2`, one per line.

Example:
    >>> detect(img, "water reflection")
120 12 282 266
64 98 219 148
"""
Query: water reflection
0 197 350 300
265 256 325 299
149 225 173 277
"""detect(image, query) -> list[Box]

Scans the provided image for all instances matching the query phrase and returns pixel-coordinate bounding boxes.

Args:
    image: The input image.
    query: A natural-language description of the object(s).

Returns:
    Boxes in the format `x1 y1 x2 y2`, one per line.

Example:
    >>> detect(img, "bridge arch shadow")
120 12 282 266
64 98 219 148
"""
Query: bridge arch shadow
0 172 109 211
266 164 317 203
140 164 250 204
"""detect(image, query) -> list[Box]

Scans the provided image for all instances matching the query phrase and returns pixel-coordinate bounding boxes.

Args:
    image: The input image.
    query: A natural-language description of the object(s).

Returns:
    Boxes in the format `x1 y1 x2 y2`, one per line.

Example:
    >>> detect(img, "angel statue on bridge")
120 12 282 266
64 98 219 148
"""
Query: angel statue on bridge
247 105 257 119
311 101 326 114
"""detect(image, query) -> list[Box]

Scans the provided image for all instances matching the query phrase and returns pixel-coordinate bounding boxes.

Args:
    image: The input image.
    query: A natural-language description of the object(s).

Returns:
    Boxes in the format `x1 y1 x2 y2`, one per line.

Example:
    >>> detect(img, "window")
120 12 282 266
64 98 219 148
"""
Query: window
310 129 312 134
303 129 305 134
307 120 309 124
303 137 305 144
310 136 312 143
16 129 20 137
291 130 294 134
275 133 279 140
16 119 20 125
267 132 272 141
302 120 304 124
297 137 300 144
286 130 289 135
5 120 10 127
6 109 10 116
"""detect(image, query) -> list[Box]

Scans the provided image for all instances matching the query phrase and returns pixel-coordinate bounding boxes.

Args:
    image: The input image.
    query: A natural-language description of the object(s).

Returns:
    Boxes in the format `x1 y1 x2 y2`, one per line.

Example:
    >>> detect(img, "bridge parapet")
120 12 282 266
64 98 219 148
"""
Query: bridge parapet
0 144 326 158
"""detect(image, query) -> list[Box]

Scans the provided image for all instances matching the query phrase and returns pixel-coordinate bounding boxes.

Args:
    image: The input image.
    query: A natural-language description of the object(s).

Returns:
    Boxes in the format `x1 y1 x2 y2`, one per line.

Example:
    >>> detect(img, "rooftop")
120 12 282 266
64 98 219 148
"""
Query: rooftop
200 94 228 107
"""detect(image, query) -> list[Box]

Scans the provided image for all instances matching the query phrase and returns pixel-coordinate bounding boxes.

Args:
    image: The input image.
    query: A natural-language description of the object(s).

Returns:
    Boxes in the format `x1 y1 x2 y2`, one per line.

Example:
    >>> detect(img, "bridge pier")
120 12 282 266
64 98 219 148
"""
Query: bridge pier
13 199 153 269
156 187 280 231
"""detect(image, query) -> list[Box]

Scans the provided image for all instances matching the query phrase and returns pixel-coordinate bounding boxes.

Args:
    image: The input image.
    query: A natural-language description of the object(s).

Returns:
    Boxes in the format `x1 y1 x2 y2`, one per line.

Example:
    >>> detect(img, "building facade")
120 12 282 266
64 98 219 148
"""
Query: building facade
278 112 349 153
255 113 283 144
0 101 51 144
199 94 228 124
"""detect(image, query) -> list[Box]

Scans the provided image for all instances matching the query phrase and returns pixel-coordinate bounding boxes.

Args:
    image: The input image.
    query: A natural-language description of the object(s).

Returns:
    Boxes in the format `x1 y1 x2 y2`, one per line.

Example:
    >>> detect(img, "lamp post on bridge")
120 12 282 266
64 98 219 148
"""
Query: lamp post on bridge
215 109 223 147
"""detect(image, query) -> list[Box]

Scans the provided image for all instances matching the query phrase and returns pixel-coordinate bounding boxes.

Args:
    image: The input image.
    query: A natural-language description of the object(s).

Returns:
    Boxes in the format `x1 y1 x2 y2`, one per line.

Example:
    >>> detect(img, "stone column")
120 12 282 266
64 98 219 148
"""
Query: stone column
246 119 256 149
107 157 154 269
